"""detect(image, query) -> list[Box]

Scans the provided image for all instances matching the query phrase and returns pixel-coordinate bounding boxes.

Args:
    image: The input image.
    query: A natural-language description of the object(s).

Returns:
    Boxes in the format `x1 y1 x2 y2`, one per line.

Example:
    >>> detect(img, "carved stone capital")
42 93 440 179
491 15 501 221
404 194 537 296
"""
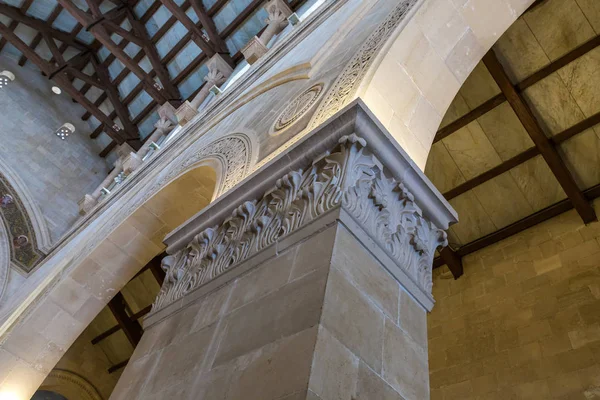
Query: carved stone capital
175 101 200 126
149 101 458 319
241 36 268 65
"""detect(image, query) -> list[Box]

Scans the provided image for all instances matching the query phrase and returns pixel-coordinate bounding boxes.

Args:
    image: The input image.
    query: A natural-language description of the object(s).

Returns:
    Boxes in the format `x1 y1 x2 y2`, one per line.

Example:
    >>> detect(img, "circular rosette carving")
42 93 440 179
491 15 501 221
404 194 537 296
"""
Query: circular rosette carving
274 83 323 132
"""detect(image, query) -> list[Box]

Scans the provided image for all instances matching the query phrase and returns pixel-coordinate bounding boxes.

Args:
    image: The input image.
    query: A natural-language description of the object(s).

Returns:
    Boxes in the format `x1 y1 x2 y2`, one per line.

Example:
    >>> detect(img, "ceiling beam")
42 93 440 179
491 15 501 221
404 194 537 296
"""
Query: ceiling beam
483 50 596 224
108 359 130 374
107 292 143 347
92 254 165 344
0 0 35 52
158 0 217 57
91 55 141 147
189 0 229 53
126 9 181 101
439 247 463 279
444 110 600 200
0 21 128 144
56 0 170 105
434 182 600 270
0 3 91 51
435 34 600 142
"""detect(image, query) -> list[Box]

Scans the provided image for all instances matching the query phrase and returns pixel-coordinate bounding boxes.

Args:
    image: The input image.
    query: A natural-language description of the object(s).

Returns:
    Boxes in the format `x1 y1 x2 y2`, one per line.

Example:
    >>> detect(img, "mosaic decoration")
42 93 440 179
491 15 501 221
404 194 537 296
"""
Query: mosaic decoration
0 172 45 273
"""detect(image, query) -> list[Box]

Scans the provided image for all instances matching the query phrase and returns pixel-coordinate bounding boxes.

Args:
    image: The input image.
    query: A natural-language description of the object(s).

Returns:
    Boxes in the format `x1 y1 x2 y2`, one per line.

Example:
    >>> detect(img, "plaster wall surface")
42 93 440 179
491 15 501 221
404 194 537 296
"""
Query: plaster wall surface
111 222 429 400
430 199 600 399
0 54 109 242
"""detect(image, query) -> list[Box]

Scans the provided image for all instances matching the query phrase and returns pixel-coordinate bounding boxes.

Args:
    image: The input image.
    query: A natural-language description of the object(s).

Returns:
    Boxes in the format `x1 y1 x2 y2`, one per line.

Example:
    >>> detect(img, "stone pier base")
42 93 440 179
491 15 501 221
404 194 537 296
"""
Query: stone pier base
110 219 429 400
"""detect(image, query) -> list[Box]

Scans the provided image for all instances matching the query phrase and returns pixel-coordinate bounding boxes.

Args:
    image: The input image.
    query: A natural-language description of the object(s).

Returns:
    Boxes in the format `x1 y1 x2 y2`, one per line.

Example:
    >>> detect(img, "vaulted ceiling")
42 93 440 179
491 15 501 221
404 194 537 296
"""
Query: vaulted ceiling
0 0 311 156
429 0 600 277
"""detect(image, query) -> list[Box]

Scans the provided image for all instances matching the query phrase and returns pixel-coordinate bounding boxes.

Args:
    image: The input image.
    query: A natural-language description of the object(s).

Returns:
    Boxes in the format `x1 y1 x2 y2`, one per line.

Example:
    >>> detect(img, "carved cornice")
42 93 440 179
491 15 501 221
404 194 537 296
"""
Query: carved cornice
152 102 456 314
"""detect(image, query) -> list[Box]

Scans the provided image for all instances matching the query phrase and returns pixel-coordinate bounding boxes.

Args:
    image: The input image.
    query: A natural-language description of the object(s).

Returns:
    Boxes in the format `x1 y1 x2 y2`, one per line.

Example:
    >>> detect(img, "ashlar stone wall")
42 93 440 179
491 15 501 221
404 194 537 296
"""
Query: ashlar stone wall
111 222 429 400
430 199 600 399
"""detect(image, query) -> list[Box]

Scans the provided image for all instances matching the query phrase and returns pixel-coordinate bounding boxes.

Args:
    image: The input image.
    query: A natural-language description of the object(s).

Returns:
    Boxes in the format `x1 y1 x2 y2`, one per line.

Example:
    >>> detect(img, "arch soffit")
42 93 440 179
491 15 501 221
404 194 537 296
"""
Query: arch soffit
0 158 52 254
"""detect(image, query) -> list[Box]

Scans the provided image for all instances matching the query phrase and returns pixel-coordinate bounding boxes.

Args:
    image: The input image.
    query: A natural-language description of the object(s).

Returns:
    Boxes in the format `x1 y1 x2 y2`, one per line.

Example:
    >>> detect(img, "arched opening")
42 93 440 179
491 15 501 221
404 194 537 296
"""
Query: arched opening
0 163 218 400
424 0 600 398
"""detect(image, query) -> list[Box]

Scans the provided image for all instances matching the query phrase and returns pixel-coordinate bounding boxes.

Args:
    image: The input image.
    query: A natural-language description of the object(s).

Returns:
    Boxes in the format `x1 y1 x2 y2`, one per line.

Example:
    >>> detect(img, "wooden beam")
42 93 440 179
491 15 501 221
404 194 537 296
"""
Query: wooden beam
108 359 129 374
221 0 263 38
435 94 505 142
189 0 229 53
0 0 34 52
158 0 216 56
99 140 118 157
0 3 91 51
126 9 181 101
91 55 141 145
0 21 127 143
444 110 600 200
434 163 600 270
91 305 152 345
440 247 463 279
57 0 170 105
107 292 143 347
435 34 600 142
483 50 596 224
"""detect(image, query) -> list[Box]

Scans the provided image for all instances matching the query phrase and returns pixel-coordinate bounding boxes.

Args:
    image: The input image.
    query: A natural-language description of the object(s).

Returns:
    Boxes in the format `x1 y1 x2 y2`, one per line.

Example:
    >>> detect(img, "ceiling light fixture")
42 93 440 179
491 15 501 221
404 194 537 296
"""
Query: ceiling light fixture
51 86 62 95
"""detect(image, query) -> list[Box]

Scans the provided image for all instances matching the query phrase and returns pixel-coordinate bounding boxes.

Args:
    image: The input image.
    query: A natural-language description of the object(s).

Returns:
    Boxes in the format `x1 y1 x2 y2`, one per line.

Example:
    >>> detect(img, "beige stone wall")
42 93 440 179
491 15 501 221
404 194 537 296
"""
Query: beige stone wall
361 0 534 169
111 223 428 400
429 200 600 399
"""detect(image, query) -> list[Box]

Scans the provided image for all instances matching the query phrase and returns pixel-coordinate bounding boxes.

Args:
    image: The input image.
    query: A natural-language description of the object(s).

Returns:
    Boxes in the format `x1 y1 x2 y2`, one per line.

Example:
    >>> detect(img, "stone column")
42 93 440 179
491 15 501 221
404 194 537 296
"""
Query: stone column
175 54 234 126
109 102 457 400
242 0 292 64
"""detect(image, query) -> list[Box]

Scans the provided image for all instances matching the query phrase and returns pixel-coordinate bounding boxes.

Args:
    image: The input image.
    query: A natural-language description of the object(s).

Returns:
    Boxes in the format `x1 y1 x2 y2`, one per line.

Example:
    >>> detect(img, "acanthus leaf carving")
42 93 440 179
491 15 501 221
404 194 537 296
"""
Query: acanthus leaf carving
153 133 448 312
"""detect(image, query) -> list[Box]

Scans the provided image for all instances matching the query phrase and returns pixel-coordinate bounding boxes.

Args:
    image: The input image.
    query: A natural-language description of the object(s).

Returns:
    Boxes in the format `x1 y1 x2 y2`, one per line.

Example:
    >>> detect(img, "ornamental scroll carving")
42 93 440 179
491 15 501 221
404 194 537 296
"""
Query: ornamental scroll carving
309 0 418 128
153 134 447 311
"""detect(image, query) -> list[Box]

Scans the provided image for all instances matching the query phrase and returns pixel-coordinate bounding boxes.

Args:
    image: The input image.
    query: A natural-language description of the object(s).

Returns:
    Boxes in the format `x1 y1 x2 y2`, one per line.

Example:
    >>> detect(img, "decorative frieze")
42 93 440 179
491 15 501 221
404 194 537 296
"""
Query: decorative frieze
153 129 449 313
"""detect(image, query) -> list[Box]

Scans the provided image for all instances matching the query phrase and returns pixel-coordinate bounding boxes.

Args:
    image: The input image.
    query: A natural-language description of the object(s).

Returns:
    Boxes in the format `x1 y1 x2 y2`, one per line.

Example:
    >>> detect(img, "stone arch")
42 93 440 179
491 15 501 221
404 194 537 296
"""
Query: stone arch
0 131 261 398
0 157 225 399
38 370 102 400
0 218 9 303
311 0 535 169
0 157 52 297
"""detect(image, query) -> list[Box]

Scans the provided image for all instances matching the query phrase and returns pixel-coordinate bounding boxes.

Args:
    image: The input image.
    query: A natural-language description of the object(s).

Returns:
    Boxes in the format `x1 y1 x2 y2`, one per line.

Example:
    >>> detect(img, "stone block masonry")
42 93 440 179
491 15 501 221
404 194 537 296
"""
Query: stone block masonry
429 198 600 399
